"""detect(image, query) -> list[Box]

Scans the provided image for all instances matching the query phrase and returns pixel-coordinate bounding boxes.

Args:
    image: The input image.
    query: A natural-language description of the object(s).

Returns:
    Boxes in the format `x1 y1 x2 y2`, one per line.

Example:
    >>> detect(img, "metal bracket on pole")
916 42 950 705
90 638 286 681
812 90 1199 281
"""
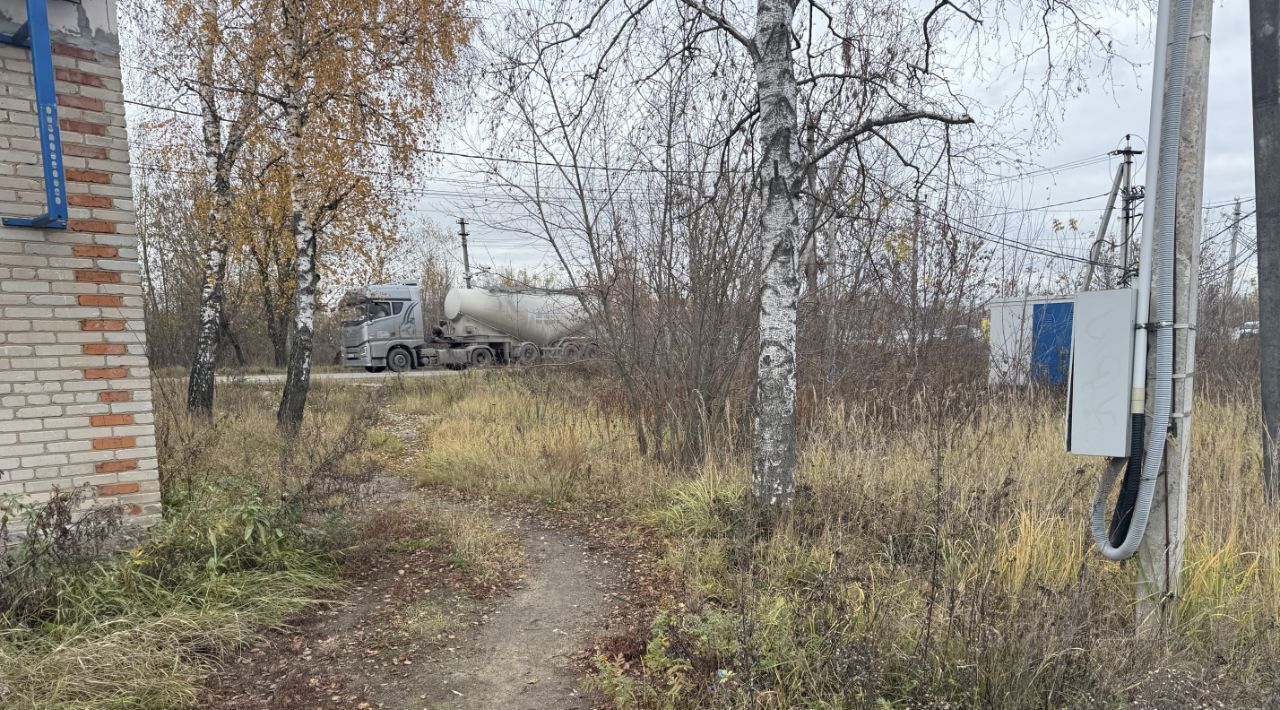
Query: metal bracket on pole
0 0 68 229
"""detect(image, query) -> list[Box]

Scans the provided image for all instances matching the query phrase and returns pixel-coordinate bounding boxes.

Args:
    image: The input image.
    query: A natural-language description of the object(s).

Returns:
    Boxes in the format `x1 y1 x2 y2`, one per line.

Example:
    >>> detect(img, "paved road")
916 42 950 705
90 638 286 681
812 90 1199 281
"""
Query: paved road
216 369 457 384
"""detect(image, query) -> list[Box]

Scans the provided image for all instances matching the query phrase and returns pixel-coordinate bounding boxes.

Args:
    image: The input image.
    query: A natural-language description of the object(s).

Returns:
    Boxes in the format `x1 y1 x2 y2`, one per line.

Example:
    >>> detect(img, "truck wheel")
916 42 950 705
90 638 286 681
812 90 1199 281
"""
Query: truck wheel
562 343 582 362
518 342 540 363
365 366 386 373
387 347 413 373
470 347 495 367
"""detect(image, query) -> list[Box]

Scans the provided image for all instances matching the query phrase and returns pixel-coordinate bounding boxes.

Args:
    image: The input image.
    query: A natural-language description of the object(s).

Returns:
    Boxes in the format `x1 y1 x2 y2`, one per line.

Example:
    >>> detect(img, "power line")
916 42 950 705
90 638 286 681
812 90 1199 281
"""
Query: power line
870 178 1110 267
124 98 1254 225
118 101 1225 269
969 191 1110 219
1201 243 1258 283
977 153 1114 185
123 97 747 176
130 154 1108 267
1203 208 1257 244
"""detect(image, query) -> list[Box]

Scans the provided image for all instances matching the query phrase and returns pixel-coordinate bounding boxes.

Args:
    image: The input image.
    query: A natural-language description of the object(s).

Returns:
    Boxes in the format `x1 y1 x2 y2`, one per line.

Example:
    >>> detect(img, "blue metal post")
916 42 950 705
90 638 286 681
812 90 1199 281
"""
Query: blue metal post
1 0 68 229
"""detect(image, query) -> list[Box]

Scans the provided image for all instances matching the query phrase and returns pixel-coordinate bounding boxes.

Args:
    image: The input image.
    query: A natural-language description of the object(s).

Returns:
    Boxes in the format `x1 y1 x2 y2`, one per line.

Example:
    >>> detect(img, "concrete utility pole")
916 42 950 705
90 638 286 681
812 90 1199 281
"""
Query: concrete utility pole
1083 162 1125 289
802 118 819 300
1136 0 1212 631
458 217 472 289
1226 198 1242 308
1118 136 1143 285
1251 0 1280 500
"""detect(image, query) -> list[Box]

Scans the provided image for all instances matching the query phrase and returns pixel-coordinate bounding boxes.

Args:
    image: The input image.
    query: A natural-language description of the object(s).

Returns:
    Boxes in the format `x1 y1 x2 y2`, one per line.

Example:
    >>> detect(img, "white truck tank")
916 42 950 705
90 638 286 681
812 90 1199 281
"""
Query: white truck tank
442 287 586 345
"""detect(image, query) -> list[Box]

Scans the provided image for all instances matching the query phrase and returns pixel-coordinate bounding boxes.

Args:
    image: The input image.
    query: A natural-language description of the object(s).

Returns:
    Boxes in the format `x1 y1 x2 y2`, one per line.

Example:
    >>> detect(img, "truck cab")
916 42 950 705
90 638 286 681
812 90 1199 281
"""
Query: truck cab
340 284 424 371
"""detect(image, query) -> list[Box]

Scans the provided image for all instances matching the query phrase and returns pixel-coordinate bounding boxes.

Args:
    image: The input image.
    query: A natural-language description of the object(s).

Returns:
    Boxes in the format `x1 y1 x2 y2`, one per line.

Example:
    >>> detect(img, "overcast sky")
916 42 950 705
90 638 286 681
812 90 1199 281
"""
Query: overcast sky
409 1 1258 281
1026 2 1254 212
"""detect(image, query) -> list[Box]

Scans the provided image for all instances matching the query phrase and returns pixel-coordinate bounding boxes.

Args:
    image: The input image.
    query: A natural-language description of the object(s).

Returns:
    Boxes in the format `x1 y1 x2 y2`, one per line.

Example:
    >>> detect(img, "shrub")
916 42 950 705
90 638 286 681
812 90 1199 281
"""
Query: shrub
0 487 123 627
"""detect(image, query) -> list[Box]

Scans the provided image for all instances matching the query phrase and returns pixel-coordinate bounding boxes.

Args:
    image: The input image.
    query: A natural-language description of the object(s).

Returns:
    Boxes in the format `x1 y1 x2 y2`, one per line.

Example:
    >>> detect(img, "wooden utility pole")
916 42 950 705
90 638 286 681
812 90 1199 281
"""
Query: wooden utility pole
1251 0 1280 500
1136 0 1213 630
458 217 472 288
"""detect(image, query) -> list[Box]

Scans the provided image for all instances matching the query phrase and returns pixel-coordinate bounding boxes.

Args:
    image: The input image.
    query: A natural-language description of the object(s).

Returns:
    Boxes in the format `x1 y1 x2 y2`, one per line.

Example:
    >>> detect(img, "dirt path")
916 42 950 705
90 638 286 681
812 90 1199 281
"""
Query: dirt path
201 478 622 710
419 520 617 709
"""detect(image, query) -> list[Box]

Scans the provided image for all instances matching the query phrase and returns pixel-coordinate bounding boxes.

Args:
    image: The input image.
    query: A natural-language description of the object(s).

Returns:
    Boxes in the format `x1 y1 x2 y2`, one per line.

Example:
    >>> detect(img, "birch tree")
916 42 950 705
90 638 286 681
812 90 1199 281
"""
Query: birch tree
264 0 470 431
484 0 1125 508
134 0 271 416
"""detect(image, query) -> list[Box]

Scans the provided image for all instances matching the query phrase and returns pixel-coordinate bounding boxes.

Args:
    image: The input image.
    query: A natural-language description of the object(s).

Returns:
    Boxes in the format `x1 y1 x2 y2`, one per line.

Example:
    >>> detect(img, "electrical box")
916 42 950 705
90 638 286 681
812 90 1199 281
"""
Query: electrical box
1066 288 1137 456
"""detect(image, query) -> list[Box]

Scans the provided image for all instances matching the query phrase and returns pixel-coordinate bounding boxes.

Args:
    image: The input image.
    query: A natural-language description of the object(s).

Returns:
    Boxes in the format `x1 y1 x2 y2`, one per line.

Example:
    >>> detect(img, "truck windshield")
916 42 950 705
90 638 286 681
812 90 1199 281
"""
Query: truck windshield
341 300 394 326
340 301 367 326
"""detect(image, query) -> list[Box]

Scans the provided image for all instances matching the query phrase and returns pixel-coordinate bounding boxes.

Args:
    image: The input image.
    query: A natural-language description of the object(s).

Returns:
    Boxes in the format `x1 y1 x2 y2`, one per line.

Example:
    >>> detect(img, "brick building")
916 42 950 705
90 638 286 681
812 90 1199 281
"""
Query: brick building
0 0 160 522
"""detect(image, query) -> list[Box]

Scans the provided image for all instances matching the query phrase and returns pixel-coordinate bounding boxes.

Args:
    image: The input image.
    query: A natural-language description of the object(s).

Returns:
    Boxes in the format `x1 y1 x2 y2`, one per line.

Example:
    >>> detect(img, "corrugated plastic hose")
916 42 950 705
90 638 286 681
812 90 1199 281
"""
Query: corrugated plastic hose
1091 0 1186 561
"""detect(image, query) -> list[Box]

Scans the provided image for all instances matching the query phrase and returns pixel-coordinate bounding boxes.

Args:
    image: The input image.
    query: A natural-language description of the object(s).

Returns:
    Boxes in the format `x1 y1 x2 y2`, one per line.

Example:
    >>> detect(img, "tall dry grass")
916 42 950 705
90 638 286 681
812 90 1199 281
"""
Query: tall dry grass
406 371 675 508
403 372 1280 708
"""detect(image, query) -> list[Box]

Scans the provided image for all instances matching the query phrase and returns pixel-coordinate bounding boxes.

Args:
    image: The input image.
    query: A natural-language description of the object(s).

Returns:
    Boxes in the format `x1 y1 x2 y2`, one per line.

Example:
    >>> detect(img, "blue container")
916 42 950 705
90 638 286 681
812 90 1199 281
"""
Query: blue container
1031 301 1075 385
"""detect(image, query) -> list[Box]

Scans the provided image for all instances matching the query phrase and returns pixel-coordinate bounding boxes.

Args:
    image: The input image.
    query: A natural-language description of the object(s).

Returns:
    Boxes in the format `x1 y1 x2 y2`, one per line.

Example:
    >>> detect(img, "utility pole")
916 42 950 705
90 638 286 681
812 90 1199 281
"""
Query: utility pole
1083 161 1125 289
802 118 819 301
1226 198 1242 311
458 217 472 289
1117 136 1143 285
910 194 923 348
1251 0 1280 500
1136 0 1212 632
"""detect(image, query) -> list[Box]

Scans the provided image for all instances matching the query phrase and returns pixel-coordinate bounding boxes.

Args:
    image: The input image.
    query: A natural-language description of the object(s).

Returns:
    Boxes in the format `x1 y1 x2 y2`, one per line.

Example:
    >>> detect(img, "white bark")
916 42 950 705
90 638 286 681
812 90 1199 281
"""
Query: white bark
276 46 317 431
186 7 234 417
750 0 802 507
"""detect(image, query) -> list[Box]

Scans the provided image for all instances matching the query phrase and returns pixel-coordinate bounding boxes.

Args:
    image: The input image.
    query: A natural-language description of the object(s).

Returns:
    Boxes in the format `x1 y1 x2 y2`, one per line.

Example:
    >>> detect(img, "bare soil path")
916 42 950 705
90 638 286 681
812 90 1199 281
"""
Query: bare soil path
201 474 625 709
420 519 616 709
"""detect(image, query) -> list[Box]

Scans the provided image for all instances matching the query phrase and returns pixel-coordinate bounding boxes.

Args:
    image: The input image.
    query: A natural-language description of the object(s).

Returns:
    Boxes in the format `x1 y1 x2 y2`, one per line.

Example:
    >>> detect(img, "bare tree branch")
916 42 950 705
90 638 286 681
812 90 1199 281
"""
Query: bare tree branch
672 0 758 59
804 110 974 178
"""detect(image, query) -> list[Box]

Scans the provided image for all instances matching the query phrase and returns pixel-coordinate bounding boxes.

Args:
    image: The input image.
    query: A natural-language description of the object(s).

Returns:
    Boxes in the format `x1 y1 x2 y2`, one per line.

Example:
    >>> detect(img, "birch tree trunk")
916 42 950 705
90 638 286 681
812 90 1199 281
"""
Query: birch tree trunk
277 214 317 431
750 0 802 507
186 229 228 416
276 90 317 432
185 42 234 417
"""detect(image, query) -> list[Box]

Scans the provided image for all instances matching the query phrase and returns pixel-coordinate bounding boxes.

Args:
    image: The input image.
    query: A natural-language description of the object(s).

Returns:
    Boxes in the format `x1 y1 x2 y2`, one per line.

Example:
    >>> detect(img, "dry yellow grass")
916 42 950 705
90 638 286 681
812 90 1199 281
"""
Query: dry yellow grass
402 373 1280 707
407 372 672 507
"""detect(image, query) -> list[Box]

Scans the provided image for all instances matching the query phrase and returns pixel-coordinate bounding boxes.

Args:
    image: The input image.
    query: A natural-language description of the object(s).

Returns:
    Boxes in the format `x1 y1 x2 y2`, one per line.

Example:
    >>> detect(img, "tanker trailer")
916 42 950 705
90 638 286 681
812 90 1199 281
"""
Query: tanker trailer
425 286 592 368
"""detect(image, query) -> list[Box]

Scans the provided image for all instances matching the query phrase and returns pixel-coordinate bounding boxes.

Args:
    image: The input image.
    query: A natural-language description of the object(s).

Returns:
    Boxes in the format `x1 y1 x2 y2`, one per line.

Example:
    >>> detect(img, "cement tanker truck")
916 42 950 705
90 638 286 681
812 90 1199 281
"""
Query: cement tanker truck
339 283 592 372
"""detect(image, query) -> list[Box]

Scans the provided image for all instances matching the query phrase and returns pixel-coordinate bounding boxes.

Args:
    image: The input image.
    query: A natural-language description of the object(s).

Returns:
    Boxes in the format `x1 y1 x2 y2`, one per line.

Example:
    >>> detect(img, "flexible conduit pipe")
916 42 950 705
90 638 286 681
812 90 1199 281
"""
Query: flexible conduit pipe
1091 0 1187 561
1104 0 1171 551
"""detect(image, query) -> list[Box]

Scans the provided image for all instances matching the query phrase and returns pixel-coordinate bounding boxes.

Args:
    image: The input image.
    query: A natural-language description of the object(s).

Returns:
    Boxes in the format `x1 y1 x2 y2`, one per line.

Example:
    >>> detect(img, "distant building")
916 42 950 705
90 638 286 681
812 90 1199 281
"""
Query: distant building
987 295 1075 386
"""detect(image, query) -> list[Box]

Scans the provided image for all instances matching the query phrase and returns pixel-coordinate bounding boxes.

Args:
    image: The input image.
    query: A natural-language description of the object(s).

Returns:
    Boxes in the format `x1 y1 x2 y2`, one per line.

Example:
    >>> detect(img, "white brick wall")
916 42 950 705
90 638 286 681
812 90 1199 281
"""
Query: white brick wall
0 0 161 523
